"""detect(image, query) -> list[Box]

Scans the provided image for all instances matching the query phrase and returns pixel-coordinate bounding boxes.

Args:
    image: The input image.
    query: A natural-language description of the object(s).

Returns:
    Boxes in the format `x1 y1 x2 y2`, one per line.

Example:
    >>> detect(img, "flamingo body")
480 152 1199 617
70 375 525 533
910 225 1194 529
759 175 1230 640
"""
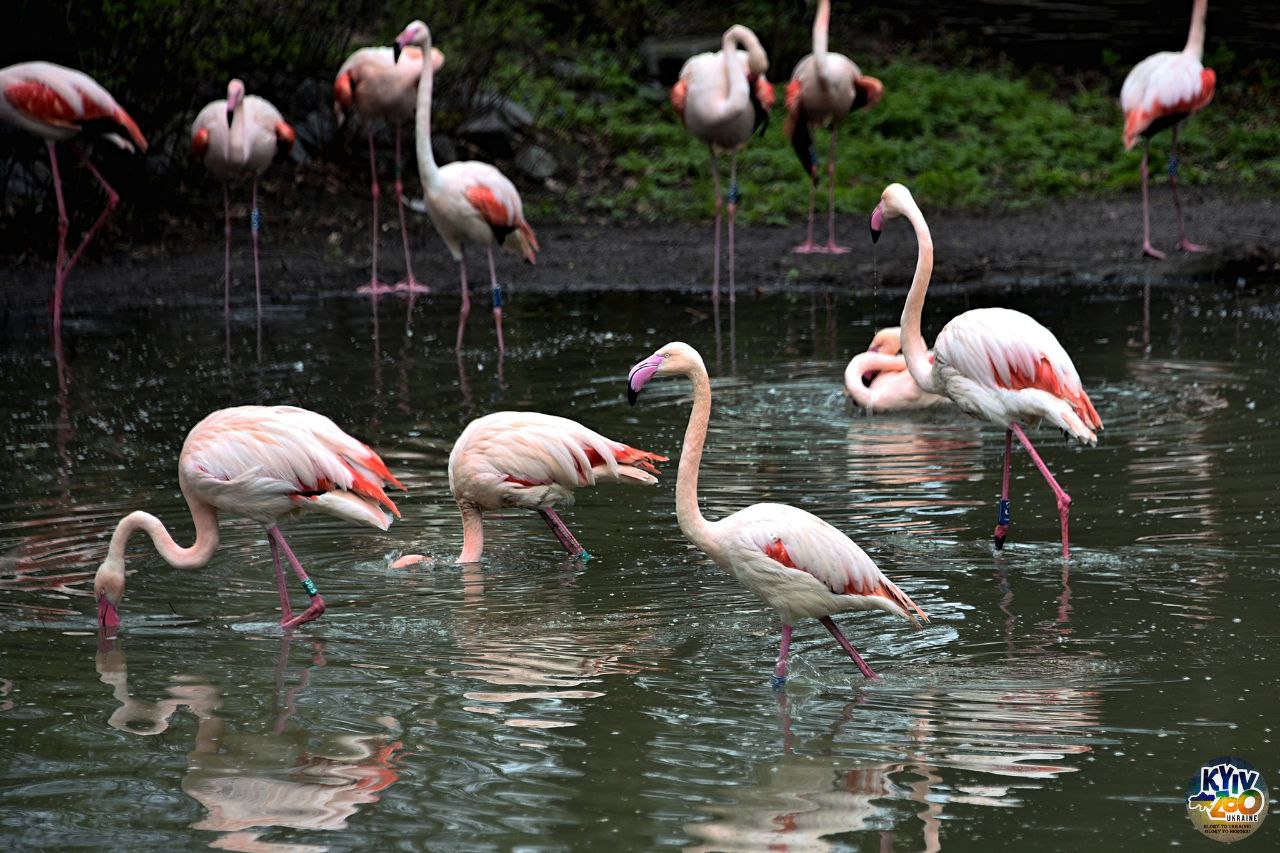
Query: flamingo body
93 405 404 631
191 91 293 182
448 411 665 562
844 326 949 412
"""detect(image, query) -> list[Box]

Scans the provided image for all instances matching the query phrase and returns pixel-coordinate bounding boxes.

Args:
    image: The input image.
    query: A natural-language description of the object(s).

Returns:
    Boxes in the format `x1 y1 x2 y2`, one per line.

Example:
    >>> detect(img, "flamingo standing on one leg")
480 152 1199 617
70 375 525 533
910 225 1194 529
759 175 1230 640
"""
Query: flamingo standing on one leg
0 61 147 340
786 0 883 254
627 342 927 684
671 25 774 304
870 184 1102 557
1120 0 1215 260
192 80 295 336
397 20 538 354
334 40 444 295
92 405 406 632
448 411 666 563
844 327 949 413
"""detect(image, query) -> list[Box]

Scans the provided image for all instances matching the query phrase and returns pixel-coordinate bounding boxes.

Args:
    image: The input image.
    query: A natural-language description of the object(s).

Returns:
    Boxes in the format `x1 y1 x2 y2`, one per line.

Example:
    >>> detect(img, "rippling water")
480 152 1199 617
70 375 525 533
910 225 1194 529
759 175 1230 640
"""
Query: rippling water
1 282 1277 850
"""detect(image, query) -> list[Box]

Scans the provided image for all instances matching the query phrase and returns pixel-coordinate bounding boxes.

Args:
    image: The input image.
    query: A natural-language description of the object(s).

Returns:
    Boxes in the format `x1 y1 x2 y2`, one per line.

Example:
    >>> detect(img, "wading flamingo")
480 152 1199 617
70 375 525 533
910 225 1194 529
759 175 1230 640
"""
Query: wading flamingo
786 0 883 254
671 25 774 303
627 342 927 684
398 20 538 354
449 411 666 563
1120 0 1214 259
93 406 405 632
192 80 295 332
871 184 1102 557
334 40 444 295
844 327 949 412
0 61 147 339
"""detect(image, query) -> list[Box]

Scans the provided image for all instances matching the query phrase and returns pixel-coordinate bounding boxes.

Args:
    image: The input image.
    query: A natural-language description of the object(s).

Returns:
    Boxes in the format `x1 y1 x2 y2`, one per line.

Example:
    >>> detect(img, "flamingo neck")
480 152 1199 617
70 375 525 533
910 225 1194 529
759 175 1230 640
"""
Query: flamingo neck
1185 0 1208 58
228 102 247 164
721 25 765 97
898 200 940 394
457 502 484 563
413 34 442 189
675 364 718 559
106 496 221 570
813 0 831 88
844 352 905 408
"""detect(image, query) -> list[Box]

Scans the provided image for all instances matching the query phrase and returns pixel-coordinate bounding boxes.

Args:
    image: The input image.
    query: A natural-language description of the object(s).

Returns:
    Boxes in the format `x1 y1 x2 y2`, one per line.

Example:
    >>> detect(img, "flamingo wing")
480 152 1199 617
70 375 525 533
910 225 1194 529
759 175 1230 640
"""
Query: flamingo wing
461 173 539 262
1120 52 1215 149
670 78 688 125
191 126 210 161
851 75 883 111
0 63 146 151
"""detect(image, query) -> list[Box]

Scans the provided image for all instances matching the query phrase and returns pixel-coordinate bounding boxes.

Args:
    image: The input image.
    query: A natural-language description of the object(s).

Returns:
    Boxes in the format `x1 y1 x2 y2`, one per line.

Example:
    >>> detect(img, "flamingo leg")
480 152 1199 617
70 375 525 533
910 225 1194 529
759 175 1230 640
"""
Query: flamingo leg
994 428 1013 549
52 148 119 333
487 244 504 355
250 178 263 358
727 149 738 305
46 142 69 337
455 252 470 352
538 509 588 560
393 126 429 293
772 624 793 689
709 146 722 304
1140 140 1166 260
267 526 327 628
793 134 820 254
823 127 849 253
222 182 232 326
1009 423 1072 559
357 129 389 296
269 533 294 624
819 616 878 679
1168 125 1206 253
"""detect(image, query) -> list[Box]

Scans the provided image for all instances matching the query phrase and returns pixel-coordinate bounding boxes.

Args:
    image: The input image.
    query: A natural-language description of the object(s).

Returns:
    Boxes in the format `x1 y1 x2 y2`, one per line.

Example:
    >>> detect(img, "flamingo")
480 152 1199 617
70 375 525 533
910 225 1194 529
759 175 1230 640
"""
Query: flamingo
844 327 949 412
0 61 147 339
448 411 666 563
627 342 927 684
671 25 774 303
334 40 444 295
786 0 883 254
870 184 1102 557
191 80 295 333
92 405 405 632
1120 0 1214 260
397 20 539 354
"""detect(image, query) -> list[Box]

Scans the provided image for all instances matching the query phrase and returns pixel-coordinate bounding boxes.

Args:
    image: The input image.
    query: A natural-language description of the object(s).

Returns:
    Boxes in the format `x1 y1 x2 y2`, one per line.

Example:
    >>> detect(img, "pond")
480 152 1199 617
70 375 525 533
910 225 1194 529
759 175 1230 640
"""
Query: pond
1 278 1276 850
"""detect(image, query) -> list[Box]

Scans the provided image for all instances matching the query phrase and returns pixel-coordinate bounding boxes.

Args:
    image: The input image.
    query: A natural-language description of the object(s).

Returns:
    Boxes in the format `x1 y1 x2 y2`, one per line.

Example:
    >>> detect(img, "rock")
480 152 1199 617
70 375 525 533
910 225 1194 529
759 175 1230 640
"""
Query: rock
638 36 722 84
515 144 557 179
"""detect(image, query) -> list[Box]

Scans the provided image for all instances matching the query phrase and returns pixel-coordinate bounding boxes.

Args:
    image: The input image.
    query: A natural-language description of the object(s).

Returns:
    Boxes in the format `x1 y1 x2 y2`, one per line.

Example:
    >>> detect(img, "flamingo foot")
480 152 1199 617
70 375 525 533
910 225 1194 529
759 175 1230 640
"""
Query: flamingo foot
280 595 326 629
393 277 431 295
792 241 824 254
357 280 395 296
1178 239 1207 253
1141 242 1167 261
822 242 851 254
97 596 120 631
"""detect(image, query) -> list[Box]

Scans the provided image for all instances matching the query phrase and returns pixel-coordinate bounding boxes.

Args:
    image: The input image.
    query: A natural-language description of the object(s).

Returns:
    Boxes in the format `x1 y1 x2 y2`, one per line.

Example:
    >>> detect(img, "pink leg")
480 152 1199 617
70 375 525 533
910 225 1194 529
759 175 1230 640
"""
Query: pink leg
823 129 849 254
357 129 390 295
994 428 1012 549
487 244 504 355
1169 126 1206 253
46 143 69 337
455 253 470 352
222 182 232 324
1009 423 1072 559
393 126 429 294
251 178 263 358
727 150 738 305
793 155 820 254
538 509 587 559
269 533 294 624
819 615 879 679
709 147 722 304
772 624 793 687
1140 141 1166 260
267 526 327 628
52 148 119 331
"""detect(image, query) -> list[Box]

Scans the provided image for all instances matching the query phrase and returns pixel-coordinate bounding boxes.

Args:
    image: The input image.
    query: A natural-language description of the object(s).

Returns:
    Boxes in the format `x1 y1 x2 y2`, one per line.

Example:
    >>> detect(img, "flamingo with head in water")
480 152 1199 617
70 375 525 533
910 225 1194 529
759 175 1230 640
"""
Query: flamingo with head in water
628 342 927 684
844 327 949 413
871 183 1102 557
671 25 774 304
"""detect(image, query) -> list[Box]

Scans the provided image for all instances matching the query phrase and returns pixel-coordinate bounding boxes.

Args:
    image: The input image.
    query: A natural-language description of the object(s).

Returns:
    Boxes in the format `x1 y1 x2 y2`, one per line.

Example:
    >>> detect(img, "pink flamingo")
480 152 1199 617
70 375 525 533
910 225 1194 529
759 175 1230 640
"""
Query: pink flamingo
844 327 949 413
627 342 927 684
871 184 1102 557
786 0 883 254
671 25 774 303
449 411 666 563
0 61 147 339
191 80 295 331
93 405 405 632
334 39 444 295
1120 0 1214 259
397 20 538 354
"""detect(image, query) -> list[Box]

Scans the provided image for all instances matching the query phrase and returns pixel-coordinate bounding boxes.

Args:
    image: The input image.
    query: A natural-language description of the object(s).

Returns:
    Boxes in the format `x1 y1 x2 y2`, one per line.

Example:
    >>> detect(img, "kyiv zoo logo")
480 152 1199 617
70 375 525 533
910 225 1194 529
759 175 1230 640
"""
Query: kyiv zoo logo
1186 756 1269 842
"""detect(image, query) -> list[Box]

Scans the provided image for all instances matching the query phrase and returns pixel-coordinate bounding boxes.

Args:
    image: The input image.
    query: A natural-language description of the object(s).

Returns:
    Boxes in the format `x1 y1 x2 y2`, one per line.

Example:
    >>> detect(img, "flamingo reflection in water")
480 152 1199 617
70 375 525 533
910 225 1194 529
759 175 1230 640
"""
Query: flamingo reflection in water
95 635 402 849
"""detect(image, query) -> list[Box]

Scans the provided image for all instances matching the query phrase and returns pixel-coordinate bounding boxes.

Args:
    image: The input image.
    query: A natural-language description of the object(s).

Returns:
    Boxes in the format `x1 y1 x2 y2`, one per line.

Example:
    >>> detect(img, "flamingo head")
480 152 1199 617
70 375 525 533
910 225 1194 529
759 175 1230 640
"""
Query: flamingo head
868 326 902 355
870 182 915 243
627 341 703 405
225 79 245 125
395 20 431 61
93 554 125 634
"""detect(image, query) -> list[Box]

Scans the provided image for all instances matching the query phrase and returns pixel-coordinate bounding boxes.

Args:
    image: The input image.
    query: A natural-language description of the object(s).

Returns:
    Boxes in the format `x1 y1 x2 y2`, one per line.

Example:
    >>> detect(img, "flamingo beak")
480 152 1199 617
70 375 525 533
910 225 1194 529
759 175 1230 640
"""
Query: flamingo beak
870 203 884 243
97 595 120 633
627 353 665 406
392 40 402 63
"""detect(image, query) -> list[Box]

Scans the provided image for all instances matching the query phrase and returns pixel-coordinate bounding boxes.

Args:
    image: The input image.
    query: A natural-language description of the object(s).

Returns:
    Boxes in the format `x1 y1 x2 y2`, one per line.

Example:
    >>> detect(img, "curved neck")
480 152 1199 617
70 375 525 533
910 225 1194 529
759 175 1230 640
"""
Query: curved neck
1184 0 1208 58
845 352 905 407
412 35 442 188
676 366 718 558
897 200 939 393
457 502 484 563
107 496 221 570
813 0 831 85
723 24 766 75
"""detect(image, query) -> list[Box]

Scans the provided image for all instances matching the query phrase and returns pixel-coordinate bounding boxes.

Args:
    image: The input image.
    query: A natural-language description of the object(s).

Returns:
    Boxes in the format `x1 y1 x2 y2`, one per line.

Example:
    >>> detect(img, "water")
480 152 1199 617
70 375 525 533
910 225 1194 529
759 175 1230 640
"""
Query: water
1 281 1277 850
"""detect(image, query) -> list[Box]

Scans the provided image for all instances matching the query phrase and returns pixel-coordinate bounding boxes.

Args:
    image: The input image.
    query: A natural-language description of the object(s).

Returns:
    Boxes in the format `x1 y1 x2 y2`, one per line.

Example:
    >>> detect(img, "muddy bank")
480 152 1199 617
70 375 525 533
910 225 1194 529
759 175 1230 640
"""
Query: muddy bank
1 190 1276 320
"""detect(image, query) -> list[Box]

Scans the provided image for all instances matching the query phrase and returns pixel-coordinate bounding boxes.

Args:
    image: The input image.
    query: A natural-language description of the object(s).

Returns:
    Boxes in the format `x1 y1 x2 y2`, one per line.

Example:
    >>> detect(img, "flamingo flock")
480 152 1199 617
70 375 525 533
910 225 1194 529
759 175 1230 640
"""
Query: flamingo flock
6 2 1228 687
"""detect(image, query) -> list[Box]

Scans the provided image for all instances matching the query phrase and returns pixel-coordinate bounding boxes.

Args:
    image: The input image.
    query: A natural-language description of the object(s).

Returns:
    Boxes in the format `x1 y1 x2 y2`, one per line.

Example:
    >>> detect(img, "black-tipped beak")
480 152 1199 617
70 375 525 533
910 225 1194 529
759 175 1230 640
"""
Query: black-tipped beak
870 225 881 244
627 385 640 406
226 107 234 127
393 42 402 63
